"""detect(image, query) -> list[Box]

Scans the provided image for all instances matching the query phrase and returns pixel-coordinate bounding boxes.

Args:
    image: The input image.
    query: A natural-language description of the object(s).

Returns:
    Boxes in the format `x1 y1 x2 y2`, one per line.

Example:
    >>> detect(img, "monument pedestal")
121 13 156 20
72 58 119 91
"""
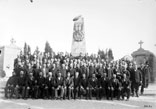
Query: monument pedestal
71 39 86 57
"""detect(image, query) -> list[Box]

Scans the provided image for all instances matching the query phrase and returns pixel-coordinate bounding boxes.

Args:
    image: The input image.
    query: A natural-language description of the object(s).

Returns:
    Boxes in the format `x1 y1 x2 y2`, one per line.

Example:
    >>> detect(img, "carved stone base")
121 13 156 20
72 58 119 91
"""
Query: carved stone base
71 39 86 57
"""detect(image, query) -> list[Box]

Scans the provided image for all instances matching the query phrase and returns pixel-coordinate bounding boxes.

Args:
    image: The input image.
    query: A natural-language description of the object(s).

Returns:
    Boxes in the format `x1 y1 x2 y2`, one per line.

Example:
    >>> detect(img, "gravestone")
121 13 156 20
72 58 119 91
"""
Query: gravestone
71 15 86 57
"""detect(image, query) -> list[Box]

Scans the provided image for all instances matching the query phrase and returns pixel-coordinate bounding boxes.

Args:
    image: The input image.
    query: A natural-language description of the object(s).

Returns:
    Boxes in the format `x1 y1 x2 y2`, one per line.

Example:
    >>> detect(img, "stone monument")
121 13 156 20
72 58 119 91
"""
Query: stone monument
131 40 156 82
71 15 86 57
131 40 151 65
0 38 21 77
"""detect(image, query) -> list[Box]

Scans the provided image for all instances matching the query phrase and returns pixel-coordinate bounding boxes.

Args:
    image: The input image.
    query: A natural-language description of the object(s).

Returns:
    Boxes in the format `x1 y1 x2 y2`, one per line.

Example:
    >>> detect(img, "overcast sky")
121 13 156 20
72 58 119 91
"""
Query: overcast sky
0 0 156 59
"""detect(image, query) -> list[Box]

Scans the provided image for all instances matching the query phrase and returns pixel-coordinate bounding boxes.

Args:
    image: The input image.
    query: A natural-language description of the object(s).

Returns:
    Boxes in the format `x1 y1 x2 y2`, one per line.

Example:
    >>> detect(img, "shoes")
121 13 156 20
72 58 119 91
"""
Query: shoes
126 98 129 101
136 93 139 97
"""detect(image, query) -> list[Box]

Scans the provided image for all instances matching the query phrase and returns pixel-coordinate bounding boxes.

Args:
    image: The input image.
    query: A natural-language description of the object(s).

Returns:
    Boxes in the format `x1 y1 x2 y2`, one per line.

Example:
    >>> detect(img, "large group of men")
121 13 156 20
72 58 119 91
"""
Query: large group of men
5 51 150 101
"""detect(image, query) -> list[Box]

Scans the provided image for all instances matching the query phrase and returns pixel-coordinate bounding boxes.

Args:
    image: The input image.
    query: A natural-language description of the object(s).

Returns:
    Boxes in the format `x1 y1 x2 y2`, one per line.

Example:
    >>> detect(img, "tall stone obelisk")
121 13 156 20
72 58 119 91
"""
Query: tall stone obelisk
71 15 86 57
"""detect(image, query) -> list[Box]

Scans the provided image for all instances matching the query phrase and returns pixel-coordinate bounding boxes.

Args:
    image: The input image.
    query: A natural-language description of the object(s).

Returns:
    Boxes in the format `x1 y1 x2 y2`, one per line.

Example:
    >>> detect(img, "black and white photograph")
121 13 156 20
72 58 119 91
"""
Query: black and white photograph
0 0 156 109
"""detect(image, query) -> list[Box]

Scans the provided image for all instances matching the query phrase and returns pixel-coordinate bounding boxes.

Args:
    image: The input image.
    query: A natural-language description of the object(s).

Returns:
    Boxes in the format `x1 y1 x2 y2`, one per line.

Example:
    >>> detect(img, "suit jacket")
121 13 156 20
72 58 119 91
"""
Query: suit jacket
88 77 98 88
134 69 142 83
100 77 109 88
45 77 55 88
37 76 46 87
75 67 82 77
55 77 64 87
6 75 18 87
121 78 130 88
110 78 120 89
96 67 104 79
68 68 76 77
143 66 150 80
80 78 88 89
60 68 67 79
26 76 35 88
128 68 135 81
64 77 73 87
122 70 131 80
89 66 96 78
80 66 88 76
14 66 25 77
73 76 80 88
107 68 114 80
17 76 26 87
33 68 41 79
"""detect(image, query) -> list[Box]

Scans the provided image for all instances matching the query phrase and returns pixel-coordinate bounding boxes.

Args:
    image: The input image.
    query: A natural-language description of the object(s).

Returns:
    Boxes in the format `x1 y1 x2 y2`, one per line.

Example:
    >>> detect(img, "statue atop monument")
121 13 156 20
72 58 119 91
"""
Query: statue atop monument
71 15 86 57
73 15 84 42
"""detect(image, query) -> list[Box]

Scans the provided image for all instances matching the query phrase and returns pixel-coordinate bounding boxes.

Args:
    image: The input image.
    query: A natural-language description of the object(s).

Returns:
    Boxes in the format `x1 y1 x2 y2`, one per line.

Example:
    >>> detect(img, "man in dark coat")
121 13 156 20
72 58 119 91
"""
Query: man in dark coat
100 73 109 99
5 71 18 98
141 63 150 94
55 72 64 99
127 63 135 96
60 64 67 79
44 72 55 99
80 73 89 99
107 63 114 80
64 72 74 99
80 64 88 78
96 63 104 80
75 64 82 78
122 65 130 80
68 63 76 78
88 73 98 99
14 71 26 99
25 72 35 98
121 73 131 100
88 63 96 79
131 64 142 97
110 74 122 100
73 72 80 99
33 63 41 80
37 71 46 99
14 62 26 77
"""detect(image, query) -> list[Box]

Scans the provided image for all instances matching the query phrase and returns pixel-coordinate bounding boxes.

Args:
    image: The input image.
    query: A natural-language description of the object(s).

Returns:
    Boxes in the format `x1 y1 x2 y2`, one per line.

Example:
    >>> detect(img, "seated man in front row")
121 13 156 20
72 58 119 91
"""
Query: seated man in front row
5 71 18 98
80 73 89 99
110 74 121 100
121 73 131 100
44 72 55 99
88 73 98 99
25 72 35 99
64 72 74 99
73 72 80 99
55 72 64 99
14 71 26 99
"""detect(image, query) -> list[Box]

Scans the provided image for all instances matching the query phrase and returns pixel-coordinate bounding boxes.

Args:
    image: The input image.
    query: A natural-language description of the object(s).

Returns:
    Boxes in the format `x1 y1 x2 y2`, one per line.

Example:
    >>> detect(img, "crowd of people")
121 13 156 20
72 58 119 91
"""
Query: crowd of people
5 51 150 101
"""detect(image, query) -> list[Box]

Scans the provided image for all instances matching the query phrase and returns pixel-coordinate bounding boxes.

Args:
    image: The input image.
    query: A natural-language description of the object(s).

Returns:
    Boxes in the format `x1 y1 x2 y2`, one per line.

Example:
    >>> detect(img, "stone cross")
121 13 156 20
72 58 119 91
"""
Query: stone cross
10 38 16 44
138 40 143 48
